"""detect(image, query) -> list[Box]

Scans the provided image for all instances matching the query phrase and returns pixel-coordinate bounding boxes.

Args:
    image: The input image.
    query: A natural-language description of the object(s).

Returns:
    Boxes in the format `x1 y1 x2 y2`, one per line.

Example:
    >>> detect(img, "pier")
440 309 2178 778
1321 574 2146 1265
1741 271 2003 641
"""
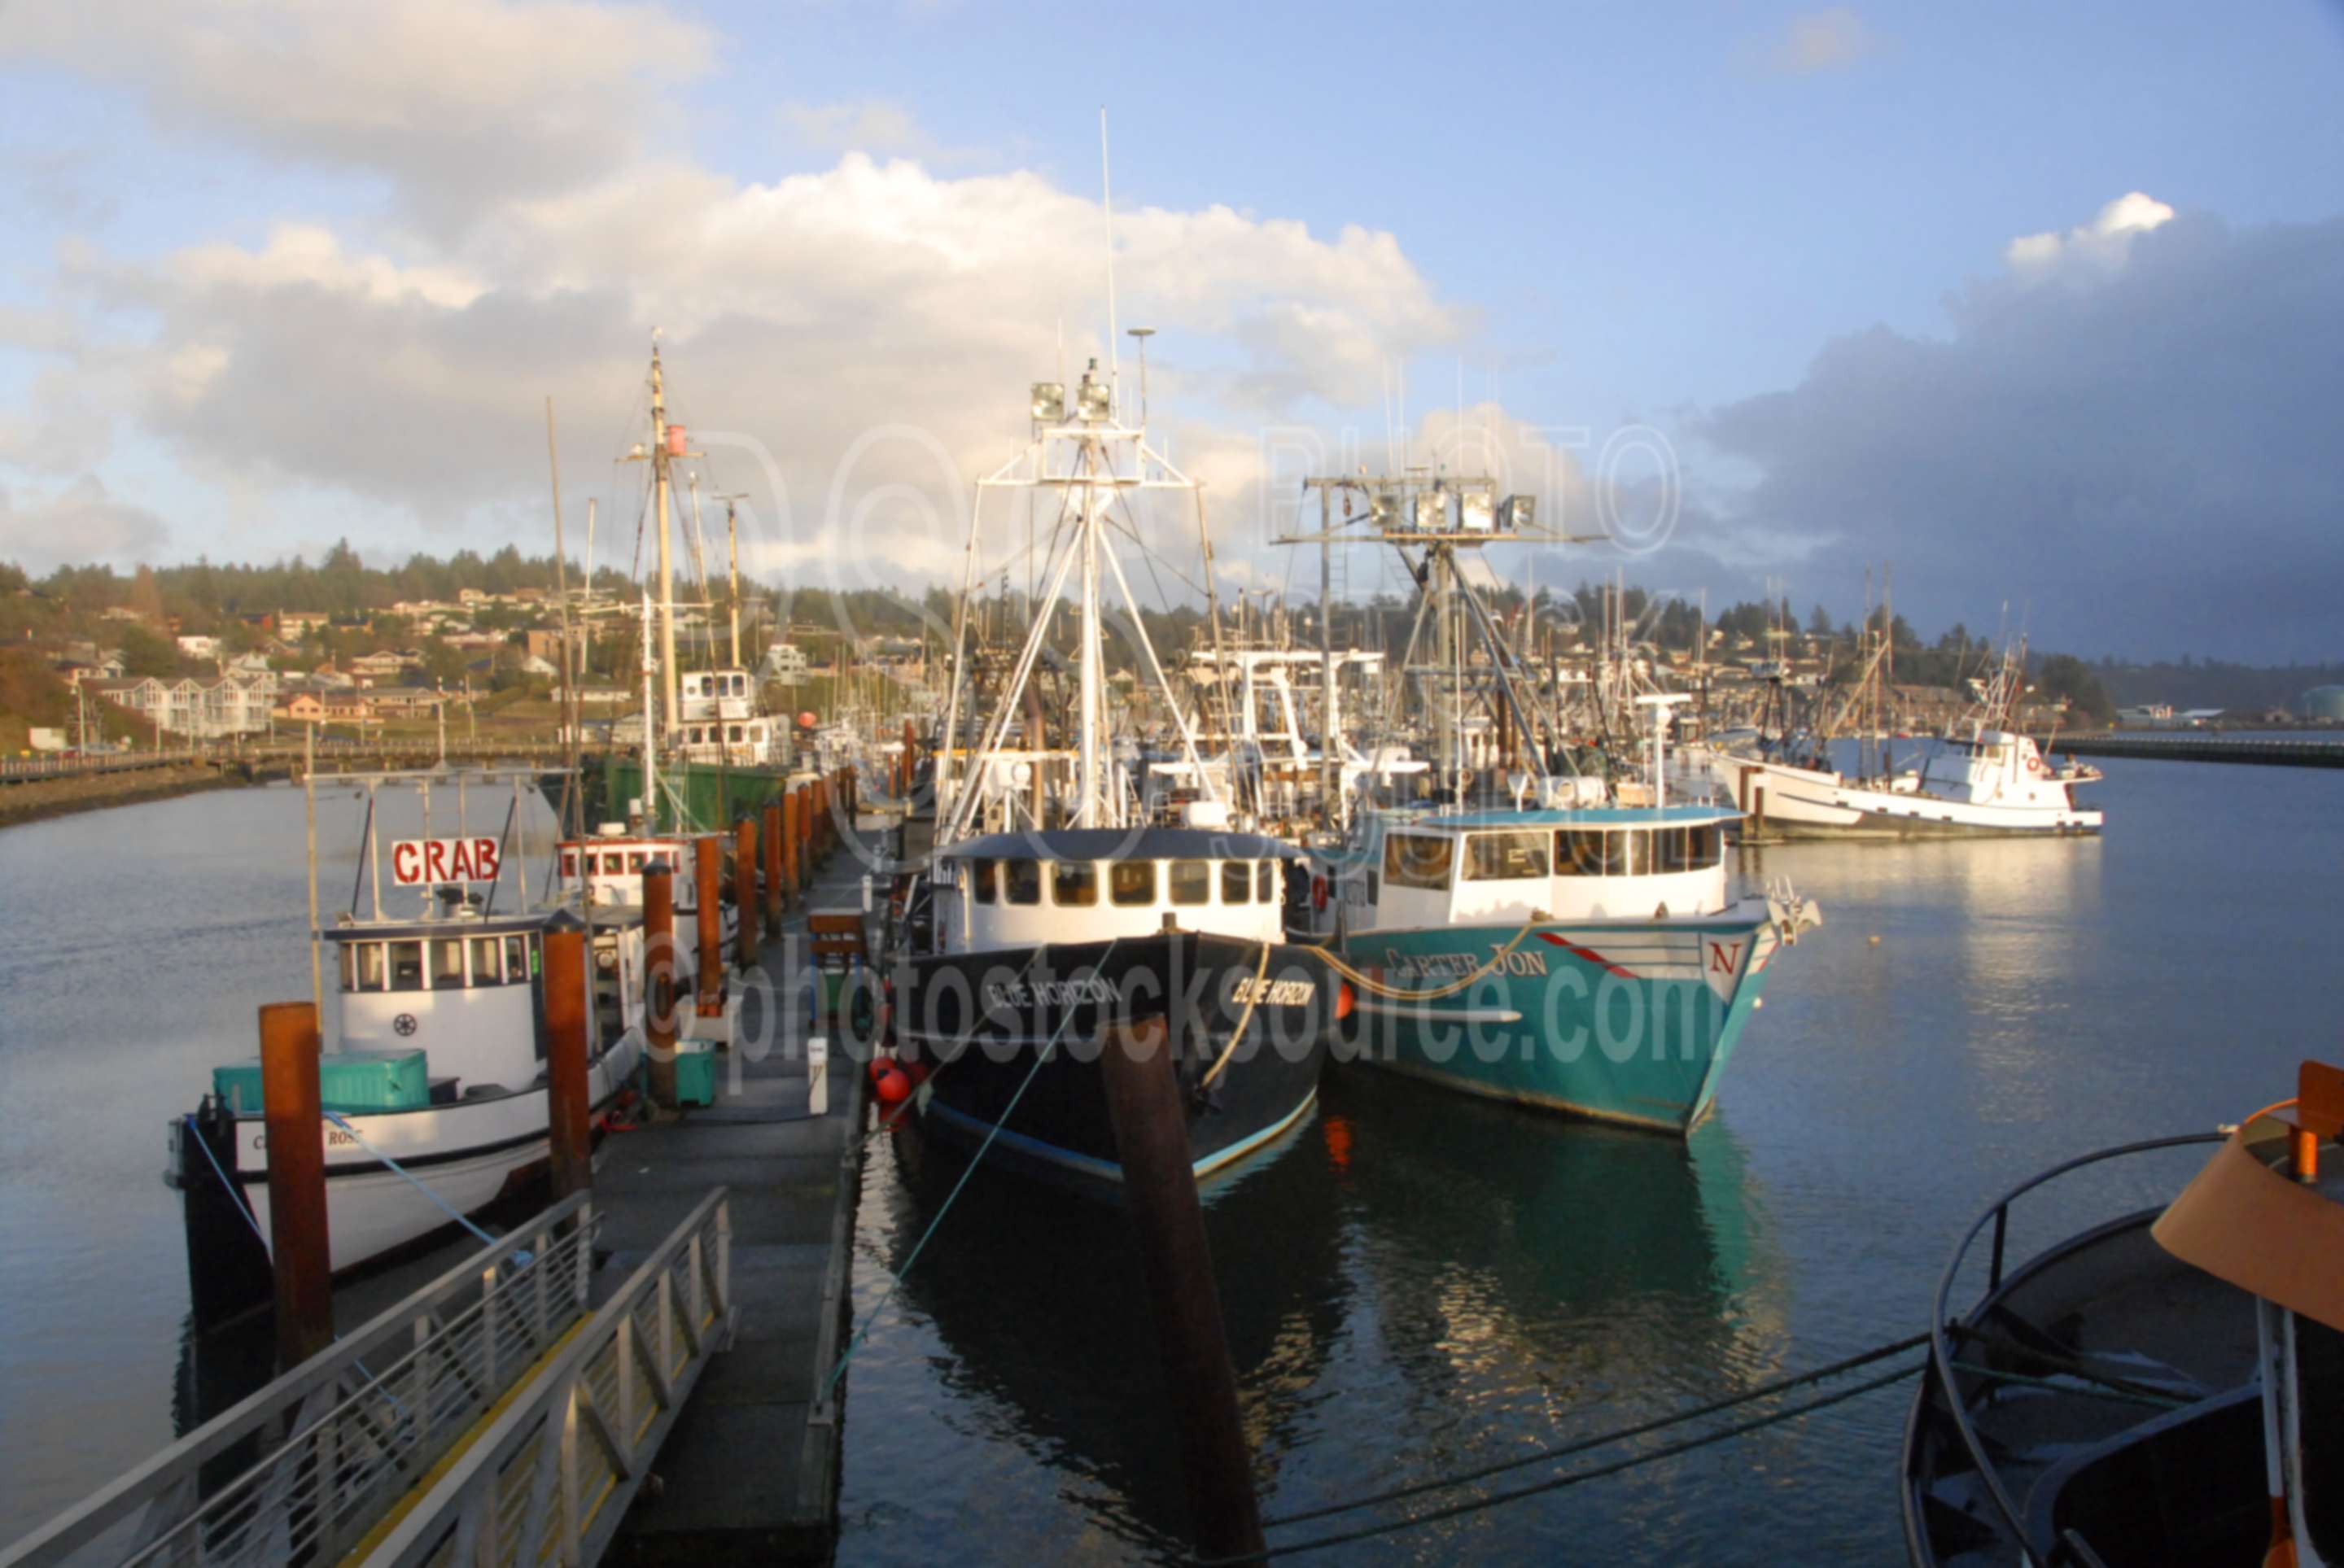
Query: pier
2036 730 2344 768
0 801 881 1568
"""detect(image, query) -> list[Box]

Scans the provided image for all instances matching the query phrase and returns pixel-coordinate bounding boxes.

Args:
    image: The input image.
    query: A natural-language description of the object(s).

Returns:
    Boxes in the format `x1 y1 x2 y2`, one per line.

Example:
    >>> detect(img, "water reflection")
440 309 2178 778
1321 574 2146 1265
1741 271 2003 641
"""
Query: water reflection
871 1113 1349 1553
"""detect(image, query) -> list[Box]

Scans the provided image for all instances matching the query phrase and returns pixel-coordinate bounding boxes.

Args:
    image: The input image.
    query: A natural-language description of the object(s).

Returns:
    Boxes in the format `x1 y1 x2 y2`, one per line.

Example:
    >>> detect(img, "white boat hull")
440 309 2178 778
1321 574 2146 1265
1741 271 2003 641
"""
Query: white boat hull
186 1032 641 1273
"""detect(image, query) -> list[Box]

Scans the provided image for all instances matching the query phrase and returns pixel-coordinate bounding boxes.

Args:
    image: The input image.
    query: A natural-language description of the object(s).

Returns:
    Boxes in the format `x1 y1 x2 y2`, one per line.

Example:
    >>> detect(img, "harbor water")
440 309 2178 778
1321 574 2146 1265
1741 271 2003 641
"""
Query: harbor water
1 758 2337 1558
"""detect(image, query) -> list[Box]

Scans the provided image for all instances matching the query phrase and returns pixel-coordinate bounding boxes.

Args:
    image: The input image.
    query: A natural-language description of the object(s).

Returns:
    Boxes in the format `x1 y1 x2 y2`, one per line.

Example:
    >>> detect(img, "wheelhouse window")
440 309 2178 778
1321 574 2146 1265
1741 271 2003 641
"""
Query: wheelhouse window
1169 860 1211 906
344 943 389 993
431 939 465 989
469 937 502 985
969 858 997 904
629 853 648 873
1383 832 1454 891
1257 861 1275 902
1003 859 1042 906
1465 831 1550 880
1657 824 1724 872
1555 830 1604 876
1052 861 1098 907
1111 863 1157 906
505 934 530 981
389 941 425 991
1221 860 1252 904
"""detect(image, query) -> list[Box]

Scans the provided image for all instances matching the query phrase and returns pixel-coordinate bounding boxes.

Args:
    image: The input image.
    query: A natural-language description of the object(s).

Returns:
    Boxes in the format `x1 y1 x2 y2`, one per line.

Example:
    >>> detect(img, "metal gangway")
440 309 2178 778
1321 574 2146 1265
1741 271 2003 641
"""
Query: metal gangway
2 1188 734 1568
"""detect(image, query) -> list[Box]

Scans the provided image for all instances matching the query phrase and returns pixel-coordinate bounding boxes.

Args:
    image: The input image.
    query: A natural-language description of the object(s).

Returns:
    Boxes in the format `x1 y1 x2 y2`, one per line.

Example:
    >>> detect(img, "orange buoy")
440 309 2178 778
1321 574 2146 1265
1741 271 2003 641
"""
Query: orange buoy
868 1056 895 1085
875 1068 911 1105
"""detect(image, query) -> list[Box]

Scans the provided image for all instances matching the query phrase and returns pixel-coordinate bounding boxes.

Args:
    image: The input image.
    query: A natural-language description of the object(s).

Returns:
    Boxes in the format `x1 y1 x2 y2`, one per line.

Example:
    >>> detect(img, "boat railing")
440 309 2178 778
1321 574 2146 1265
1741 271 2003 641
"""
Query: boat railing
1917 1129 2227 1565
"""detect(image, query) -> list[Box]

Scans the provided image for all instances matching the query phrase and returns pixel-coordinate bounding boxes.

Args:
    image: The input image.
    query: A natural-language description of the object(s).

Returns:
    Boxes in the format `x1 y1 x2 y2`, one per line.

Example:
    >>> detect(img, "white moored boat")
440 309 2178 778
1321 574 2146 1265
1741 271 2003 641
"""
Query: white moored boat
168 777 649 1322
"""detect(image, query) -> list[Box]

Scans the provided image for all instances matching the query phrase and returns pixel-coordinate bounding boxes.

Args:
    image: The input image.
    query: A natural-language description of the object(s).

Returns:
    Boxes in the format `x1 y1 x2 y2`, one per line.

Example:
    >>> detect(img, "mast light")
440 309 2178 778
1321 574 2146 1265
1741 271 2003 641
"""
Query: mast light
1412 490 1450 533
1030 382 1066 422
1075 364 1112 422
1459 487 1497 533
1499 494 1536 531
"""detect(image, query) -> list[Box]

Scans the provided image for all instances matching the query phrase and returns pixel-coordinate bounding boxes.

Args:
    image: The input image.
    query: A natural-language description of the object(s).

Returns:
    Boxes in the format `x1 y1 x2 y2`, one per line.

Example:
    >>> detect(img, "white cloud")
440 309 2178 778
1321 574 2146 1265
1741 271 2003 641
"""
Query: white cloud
781 100 925 155
1765 9 1881 76
0 0 714 233
2003 190 2176 281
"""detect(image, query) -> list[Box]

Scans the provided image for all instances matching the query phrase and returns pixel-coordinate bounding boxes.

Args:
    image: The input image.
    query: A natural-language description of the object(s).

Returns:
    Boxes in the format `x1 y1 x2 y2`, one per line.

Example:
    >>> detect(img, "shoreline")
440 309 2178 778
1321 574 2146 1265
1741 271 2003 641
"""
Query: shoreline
0 764 251 832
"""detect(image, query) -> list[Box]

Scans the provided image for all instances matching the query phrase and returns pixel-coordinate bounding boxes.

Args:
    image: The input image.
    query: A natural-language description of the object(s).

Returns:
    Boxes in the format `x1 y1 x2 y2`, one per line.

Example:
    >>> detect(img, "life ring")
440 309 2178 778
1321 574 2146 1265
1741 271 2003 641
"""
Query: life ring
1312 875 1330 911
2026 755 2043 774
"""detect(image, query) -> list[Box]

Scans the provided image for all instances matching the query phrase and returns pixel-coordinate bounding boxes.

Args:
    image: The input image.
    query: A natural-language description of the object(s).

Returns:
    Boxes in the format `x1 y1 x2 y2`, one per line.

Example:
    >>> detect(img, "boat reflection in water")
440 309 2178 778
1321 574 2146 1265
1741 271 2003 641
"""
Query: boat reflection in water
863 1103 1350 1555
847 1063 1785 1558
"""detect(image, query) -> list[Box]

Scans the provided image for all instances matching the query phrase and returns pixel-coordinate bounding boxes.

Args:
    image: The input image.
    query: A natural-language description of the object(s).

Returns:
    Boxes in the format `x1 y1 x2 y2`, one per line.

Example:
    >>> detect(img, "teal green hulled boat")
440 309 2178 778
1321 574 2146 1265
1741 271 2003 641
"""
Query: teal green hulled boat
599 754 794 835
1314 806 1820 1135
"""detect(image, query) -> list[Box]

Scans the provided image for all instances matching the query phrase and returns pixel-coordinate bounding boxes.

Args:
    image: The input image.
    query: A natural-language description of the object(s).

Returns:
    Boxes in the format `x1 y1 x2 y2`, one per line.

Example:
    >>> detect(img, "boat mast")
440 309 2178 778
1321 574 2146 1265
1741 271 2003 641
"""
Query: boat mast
650 345 680 740
1077 456 1105 826
724 495 743 668
641 590 660 831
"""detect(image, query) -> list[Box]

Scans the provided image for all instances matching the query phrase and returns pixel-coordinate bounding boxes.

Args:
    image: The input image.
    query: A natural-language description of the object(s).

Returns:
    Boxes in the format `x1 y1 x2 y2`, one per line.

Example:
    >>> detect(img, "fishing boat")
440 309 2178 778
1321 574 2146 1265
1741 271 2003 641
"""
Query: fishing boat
1703 637 2104 839
887 359 1346 1186
594 342 796 833
1288 472 1820 1135
1903 1059 2344 1566
167 772 646 1319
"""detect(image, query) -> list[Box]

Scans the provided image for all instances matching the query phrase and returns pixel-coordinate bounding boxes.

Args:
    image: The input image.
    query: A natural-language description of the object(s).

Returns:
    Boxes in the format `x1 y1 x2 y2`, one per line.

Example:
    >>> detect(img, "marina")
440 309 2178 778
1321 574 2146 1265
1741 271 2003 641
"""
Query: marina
3 8 2342 1560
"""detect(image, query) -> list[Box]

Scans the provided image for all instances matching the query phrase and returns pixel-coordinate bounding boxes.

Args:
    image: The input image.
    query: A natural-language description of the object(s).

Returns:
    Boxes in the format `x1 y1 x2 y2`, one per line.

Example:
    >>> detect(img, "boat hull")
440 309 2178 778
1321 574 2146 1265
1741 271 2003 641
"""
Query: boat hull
897 931 1337 1186
172 1033 641 1290
599 756 794 834
1336 910 1788 1135
1712 756 2101 839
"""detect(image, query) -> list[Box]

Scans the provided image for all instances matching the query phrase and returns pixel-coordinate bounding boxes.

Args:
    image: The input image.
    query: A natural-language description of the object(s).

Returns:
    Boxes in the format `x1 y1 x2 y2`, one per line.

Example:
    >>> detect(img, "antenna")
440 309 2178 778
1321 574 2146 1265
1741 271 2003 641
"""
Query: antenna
1100 107 1118 395
1128 326 1155 426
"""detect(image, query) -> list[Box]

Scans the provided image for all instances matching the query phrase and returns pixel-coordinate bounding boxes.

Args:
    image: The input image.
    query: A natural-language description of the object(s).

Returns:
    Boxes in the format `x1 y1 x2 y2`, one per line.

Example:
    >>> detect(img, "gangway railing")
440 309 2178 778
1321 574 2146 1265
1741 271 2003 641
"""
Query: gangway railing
356 1186 734 1566
0 1194 597 1568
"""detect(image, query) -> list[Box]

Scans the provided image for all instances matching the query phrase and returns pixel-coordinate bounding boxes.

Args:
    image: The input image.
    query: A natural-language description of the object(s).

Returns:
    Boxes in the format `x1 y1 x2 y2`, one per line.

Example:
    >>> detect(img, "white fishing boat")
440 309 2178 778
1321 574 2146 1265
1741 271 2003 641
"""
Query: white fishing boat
168 772 647 1318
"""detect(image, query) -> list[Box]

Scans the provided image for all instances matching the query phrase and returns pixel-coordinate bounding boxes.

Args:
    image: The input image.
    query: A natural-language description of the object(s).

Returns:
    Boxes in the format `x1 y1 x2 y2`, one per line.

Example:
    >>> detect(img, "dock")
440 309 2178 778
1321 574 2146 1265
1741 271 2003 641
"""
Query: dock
2036 730 2344 768
595 828 876 1564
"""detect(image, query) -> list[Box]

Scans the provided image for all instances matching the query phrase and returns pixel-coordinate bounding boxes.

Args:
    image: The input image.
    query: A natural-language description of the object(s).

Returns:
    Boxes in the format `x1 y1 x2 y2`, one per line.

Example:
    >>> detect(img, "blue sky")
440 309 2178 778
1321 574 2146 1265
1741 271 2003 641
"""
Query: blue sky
3 1 2342 658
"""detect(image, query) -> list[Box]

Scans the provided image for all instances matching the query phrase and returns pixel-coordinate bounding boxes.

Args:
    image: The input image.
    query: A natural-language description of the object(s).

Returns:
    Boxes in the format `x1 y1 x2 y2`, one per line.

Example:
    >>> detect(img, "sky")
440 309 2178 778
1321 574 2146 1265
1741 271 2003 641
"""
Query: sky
2 0 2341 662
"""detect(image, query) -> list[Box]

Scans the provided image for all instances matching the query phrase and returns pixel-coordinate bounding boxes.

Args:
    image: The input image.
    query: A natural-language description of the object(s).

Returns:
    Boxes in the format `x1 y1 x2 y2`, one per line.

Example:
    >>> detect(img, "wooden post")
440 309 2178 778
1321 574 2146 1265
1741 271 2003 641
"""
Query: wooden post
901 718 916 797
696 835 724 1017
259 1000 333 1370
644 858 678 1107
781 790 802 908
1095 1017 1266 1561
544 924 592 1200
735 815 760 969
762 801 784 926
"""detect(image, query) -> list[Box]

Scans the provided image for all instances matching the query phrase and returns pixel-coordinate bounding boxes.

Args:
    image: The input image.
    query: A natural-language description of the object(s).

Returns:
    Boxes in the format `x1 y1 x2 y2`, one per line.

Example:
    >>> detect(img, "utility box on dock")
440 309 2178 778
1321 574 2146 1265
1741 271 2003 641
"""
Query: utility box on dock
673 1043 718 1107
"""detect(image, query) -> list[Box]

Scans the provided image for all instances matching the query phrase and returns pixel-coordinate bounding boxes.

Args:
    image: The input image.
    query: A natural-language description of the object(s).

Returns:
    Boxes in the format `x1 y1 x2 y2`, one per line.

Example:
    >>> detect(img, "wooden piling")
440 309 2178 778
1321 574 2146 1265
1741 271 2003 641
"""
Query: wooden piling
696 835 724 1018
543 924 592 1200
644 858 678 1107
735 815 760 971
258 1000 333 1370
1095 1017 1266 1561
781 790 802 909
762 801 784 926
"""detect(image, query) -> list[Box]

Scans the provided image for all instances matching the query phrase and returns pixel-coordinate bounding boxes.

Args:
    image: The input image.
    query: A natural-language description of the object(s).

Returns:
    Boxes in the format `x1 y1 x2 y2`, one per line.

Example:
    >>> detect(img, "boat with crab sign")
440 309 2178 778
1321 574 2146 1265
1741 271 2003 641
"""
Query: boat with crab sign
167 772 647 1321
886 359 1348 1188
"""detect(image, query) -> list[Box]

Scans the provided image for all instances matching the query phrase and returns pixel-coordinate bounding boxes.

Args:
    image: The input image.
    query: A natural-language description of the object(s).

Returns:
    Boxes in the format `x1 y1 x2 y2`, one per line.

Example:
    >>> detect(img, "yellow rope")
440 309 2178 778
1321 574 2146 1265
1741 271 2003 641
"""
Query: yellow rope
1310 911 1550 1002
1197 941 1273 1091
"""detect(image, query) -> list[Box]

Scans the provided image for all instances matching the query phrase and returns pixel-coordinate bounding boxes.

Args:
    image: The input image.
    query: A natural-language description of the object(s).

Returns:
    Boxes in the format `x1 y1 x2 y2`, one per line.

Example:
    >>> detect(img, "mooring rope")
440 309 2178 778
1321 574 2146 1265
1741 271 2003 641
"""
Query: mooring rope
820 937 1122 1401
1196 1343 1929 1564
321 1110 523 1262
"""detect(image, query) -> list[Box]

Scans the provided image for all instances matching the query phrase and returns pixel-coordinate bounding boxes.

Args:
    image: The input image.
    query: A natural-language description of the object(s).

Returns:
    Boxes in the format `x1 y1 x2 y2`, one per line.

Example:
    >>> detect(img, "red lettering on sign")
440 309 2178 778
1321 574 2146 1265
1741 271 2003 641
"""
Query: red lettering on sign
1708 941 1742 975
391 841 421 884
448 839 474 881
474 838 500 880
423 840 448 883
391 836 505 885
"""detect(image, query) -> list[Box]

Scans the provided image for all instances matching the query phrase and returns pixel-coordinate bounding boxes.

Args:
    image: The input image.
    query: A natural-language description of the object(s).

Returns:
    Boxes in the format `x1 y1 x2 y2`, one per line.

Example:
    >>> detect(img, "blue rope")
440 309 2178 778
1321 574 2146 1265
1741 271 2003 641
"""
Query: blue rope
818 937 1118 1401
320 1111 530 1264
181 1114 265 1244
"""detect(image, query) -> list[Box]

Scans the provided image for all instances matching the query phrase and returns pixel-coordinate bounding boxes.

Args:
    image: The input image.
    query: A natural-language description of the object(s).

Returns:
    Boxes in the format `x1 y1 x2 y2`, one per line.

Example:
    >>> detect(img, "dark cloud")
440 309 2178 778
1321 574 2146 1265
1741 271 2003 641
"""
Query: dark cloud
1699 209 2344 660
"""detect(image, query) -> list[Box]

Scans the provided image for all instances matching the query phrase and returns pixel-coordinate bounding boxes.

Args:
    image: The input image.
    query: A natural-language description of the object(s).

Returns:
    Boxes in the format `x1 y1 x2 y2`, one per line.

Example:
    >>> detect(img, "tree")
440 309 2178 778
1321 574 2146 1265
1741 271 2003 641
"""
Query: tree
118 623 181 678
129 563 165 622
1807 604 1834 637
2037 653 2114 725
